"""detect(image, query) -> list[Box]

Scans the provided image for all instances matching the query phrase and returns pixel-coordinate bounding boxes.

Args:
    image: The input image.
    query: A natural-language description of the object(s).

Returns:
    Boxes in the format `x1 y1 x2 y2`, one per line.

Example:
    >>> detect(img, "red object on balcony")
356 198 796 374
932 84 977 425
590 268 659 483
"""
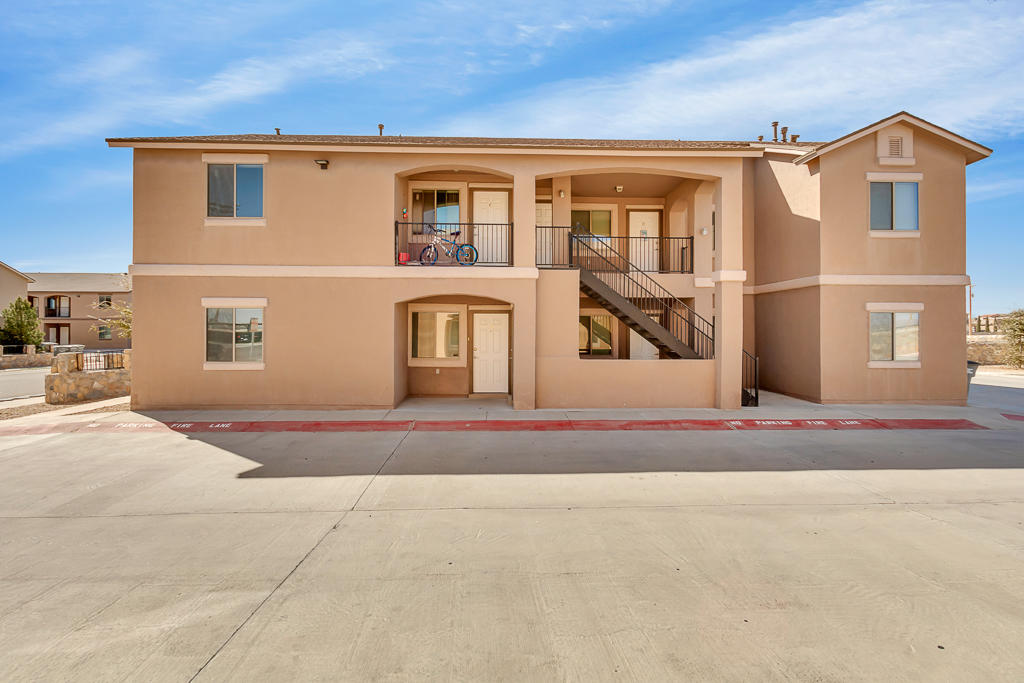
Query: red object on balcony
398 252 410 264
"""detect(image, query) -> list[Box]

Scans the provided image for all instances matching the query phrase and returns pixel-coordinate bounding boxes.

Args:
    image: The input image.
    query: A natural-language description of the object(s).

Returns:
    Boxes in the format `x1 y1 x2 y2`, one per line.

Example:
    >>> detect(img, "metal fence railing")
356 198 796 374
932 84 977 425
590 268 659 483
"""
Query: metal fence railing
571 235 715 360
537 227 693 273
0 344 29 355
395 222 513 266
77 352 125 372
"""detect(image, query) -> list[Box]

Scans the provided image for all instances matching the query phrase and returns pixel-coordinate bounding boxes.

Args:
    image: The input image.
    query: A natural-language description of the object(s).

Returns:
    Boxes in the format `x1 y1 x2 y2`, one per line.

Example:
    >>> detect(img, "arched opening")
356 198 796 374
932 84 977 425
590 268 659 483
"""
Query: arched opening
395 294 513 404
395 166 515 267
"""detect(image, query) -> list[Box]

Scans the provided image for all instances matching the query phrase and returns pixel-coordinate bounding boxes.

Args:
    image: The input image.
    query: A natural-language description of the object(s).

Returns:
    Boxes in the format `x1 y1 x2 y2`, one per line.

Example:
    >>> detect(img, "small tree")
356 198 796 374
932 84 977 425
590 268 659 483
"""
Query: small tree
1003 308 1024 369
0 297 43 347
89 300 132 340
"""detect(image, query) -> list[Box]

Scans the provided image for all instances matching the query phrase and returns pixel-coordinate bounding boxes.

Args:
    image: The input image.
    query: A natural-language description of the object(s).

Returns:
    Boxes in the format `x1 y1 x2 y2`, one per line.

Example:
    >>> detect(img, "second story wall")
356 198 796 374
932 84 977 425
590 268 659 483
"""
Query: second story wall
819 129 967 276
752 152 821 285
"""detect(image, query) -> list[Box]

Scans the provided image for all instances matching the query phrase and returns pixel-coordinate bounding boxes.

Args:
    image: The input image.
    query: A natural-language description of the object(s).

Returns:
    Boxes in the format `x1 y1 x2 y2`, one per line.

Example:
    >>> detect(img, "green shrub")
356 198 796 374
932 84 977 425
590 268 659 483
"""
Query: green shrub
0 297 43 347
1003 309 1024 368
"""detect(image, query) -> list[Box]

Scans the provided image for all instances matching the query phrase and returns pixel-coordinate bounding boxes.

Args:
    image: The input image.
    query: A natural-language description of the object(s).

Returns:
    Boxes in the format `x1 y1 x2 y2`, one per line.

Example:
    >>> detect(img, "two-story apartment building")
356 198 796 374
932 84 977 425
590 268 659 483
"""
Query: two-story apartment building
108 112 989 410
26 273 132 349
0 260 32 313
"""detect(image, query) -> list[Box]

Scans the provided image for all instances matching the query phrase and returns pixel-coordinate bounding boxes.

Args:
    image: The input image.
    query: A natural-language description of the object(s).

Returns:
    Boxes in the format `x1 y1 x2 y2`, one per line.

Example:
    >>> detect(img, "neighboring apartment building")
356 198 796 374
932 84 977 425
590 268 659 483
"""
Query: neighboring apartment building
0 260 32 313
26 273 132 349
108 111 989 409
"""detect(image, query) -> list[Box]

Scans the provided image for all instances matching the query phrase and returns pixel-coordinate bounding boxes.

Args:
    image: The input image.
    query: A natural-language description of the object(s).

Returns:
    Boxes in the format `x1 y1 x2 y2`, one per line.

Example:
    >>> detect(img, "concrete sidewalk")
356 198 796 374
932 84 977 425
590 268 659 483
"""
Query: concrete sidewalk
1 380 1022 680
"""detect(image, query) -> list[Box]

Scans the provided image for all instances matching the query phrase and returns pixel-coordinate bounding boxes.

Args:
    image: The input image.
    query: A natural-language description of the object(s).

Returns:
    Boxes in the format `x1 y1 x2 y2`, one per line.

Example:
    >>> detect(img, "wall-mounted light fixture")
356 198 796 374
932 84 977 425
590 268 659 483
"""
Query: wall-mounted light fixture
314 159 329 170
701 227 709 236
615 185 623 193
558 190 565 198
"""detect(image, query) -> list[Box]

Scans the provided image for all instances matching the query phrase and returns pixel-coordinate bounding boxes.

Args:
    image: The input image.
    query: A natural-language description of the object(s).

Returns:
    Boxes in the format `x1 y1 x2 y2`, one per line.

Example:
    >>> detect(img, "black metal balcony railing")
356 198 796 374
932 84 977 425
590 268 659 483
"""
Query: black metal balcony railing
45 307 71 318
536 227 693 273
395 222 513 266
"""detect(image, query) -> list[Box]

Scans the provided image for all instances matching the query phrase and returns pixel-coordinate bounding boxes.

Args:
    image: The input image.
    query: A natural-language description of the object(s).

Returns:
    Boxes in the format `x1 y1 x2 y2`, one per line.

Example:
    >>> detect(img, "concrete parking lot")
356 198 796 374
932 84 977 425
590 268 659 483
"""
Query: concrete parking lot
1 381 1023 681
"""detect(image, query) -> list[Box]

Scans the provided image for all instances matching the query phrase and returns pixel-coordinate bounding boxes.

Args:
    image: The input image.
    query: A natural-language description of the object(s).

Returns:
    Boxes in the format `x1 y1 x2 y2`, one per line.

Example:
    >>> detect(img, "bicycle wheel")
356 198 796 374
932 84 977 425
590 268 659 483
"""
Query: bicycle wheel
456 244 479 265
419 244 438 265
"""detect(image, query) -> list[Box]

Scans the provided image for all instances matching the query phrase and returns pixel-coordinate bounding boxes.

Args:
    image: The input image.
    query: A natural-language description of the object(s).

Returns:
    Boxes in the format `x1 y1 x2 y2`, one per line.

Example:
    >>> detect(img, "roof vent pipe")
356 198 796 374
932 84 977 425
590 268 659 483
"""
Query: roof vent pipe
757 135 764 142
274 127 281 135
378 123 384 136
780 126 789 143
771 121 779 142
791 134 800 142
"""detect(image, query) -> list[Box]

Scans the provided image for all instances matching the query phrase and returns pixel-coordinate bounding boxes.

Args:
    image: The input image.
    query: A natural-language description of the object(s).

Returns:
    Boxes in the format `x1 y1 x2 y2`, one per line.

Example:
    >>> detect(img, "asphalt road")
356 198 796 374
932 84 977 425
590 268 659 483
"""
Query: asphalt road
0 367 47 400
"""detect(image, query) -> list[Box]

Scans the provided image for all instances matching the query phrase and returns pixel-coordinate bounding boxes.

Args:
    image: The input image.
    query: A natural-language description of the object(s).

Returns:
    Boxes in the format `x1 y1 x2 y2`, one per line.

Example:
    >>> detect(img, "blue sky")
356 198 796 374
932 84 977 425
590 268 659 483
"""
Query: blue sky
0 0 1021 314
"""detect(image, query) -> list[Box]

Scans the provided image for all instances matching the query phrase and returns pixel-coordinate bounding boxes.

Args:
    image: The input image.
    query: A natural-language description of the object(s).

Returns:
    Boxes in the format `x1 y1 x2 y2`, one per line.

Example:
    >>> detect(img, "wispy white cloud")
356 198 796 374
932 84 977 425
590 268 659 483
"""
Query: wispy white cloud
439 0 1024 141
967 177 1024 202
0 32 386 158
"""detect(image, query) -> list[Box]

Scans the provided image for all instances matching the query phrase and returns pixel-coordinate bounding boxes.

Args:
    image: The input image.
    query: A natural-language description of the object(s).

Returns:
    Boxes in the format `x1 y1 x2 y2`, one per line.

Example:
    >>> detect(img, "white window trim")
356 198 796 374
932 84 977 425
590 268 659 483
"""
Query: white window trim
867 175 921 234
204 155 267 225
570 203 618 236
878 157 916 166
203 361 266 371
866 172 923 182
202 299 267 370
867 361 921 369
865 302 924 312
408 303 467 368
407 181 469 226
867 308 921 367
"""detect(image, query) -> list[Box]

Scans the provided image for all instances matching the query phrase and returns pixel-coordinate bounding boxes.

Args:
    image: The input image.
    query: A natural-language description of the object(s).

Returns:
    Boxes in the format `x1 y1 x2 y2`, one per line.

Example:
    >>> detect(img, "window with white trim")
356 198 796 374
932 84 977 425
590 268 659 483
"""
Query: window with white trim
869 311 919 361
206 307 264 363
208 164 263 218
870 181 918 231
98 325 112 340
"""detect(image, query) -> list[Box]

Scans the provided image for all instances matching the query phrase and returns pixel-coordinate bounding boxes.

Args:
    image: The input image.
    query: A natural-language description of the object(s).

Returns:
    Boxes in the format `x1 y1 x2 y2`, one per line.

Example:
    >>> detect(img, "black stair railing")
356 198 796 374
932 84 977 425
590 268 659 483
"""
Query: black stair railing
570 234 715 359
742 350 759 406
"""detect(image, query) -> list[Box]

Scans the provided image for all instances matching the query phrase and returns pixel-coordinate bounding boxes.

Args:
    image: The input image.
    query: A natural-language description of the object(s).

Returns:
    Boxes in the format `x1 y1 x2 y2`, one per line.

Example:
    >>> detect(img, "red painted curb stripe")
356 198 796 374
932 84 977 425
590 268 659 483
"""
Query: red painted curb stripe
877 418 988 430
0 417 990 436
1002 413 1024 422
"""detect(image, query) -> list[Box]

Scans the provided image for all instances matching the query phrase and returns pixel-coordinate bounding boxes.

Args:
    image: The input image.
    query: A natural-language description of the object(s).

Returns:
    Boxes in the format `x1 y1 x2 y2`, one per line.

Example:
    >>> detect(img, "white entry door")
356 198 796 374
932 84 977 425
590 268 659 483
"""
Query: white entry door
629 328 659 360
472 191 509 264
628 210 660 271
473 313 509 393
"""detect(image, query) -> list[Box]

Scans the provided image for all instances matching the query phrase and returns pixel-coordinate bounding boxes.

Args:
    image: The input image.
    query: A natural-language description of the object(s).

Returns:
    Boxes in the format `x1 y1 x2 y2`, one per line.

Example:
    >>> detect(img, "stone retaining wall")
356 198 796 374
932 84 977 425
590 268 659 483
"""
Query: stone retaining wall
967 334 1008 365
45 350 131 405
0 345 54 370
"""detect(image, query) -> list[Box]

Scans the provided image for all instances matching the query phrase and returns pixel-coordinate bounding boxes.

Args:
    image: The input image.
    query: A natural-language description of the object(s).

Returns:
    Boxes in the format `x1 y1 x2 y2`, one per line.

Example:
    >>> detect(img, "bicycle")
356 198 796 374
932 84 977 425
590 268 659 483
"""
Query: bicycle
418 224 479 265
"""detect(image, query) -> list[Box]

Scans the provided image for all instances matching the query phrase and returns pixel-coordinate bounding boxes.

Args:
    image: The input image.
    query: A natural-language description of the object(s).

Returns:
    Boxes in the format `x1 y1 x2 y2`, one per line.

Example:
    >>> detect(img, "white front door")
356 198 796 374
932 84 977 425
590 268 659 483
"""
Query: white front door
473 313 509 393
472 191 509 264
628 211 660 271
629 328 659 360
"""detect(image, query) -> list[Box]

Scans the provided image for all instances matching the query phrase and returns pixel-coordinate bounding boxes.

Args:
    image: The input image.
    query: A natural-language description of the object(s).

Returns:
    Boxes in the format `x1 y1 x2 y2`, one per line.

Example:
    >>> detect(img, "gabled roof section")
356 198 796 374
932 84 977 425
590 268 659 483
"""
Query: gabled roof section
26 272 131 293
0 260 34 283
794 112 992 165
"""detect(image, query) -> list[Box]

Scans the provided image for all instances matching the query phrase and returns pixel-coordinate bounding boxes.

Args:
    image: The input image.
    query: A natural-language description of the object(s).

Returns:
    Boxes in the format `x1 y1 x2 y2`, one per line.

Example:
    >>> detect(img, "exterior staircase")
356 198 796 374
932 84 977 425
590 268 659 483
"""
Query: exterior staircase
569 233 759 405
570 235 714 360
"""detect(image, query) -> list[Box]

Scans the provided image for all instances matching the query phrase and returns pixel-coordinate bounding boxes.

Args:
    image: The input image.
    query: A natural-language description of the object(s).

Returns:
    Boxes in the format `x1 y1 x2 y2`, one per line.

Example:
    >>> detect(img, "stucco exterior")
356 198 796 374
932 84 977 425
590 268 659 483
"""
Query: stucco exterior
0 261 32 314
109 112 989 409
27 274 132 350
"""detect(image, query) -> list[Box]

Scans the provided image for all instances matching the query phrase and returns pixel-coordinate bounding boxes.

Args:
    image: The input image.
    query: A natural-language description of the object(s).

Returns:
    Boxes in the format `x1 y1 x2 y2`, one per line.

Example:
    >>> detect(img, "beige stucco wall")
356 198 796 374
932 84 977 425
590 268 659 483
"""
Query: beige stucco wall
819 128 966 275
754 287 822 402
131 274 536 410
818 285 967 404
0 268 29 313
536 270 715 408
32 291 132 349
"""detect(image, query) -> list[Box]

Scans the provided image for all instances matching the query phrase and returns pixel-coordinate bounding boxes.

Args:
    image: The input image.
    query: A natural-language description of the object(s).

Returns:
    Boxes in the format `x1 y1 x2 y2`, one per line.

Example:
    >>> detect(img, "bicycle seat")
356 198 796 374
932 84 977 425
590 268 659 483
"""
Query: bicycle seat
451 230 461 237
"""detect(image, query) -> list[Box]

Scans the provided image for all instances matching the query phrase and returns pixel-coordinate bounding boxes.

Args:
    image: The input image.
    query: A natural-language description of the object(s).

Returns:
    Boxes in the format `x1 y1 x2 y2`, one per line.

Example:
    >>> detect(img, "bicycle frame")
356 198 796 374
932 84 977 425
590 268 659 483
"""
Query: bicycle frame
424 224 461 259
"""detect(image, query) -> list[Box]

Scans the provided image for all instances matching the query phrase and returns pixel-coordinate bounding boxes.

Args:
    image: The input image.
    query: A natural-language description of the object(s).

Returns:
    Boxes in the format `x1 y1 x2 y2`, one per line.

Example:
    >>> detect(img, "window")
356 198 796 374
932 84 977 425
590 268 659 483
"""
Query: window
870 312 919 362
98 325 112 340
208 164 263 218
571 210 612 236
412 189 459 233
870 182 918 231
411 311 460 359
98 294 112 308
579 314 613 356
45 296 70 318
206 307 264 363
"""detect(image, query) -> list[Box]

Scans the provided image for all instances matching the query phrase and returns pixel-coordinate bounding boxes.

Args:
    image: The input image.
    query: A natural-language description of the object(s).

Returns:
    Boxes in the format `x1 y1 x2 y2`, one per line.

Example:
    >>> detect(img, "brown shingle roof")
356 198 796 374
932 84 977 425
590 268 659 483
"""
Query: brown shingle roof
106 133 823 152
26 272 131 293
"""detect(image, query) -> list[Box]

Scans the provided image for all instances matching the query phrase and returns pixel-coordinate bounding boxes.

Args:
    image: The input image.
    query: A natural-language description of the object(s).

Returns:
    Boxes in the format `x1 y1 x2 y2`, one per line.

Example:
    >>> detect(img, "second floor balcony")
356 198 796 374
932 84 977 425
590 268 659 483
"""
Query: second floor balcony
396 222 513 266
